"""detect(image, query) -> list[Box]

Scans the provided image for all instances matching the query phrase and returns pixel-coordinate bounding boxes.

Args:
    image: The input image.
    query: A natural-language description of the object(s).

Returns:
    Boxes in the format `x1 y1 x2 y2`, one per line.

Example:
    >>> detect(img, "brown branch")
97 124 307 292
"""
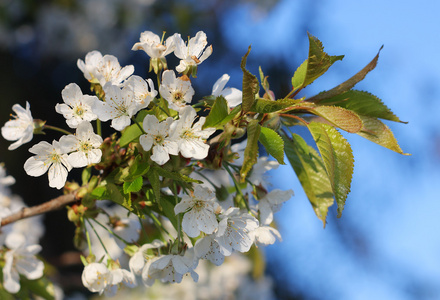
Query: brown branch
1 193 77 227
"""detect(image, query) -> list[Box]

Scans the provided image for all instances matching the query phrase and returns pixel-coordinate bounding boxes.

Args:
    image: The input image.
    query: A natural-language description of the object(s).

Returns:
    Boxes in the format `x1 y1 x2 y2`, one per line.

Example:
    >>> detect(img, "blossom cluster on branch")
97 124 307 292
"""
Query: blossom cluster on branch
0 29 406 298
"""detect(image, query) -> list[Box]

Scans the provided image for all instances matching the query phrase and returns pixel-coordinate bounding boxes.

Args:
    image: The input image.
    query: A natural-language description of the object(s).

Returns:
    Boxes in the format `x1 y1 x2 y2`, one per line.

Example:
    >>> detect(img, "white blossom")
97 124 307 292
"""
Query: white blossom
77 50 134 87
249 157 279 188
257 189 293 225
129 239 164 275
132 31 176 59
174 185 220 237
123 75 157 110
0 165 15 188
59 122 102 168
174 31 213 73
2 233 44 294
252 225 282 246
81 262 111 294
215 207 259 256
194 234 225 266
159 70 194 111
170 106 216 160
24 140 72 189
142 249 198 286
86 203 141 261
92 83 141 131
139 115 178 165
212 74 243 108
1 102 34 150
55 83 98 128
103 268 137 297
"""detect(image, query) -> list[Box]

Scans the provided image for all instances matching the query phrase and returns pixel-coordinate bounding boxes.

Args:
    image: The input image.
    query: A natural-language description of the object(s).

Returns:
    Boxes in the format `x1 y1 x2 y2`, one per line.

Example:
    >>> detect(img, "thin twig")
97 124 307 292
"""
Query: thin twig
1 193 77 227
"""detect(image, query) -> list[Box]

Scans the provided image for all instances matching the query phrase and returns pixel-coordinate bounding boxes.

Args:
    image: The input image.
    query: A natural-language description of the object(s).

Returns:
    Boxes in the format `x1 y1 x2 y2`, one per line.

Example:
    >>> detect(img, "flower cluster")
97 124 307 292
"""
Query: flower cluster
0 165 46 294
1 30 294 297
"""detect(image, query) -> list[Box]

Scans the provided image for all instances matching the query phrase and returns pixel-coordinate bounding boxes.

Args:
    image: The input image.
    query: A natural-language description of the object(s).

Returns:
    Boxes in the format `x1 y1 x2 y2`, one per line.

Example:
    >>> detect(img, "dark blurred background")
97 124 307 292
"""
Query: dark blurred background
1 0 439 299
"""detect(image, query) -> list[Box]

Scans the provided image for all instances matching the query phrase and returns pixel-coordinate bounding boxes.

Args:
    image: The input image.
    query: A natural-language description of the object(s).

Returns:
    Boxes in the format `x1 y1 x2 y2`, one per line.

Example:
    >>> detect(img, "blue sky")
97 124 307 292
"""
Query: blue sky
221 0 440 299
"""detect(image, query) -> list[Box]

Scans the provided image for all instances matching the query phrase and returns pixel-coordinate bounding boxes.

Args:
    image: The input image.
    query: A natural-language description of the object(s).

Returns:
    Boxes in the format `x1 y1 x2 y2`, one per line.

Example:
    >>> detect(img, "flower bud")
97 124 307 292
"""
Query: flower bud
262 113 281 131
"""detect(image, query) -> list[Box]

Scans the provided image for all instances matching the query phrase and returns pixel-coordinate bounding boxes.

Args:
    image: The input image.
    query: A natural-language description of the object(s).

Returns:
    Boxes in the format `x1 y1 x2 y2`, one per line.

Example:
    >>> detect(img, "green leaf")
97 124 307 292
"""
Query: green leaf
203 96 230 129
241 46 259 112
251 98 303 113
309 105 363 133
152 166 202 185
153 97 177 121
318 90 404 123
20 277 56 300
259 127 285 164
240 119 261 181
107 183 133 211
357 116 409 155
81 167 92 185
259 66 270 96
221 105 242 124
119 123 144 148
146 168 161 205
283 132 334 226
128 155 150 179
307 122 354 217
291 34 344 91
91 185 109 199
161 195 180 230
123 176 144 194
291 60 307 92
306 46 383 103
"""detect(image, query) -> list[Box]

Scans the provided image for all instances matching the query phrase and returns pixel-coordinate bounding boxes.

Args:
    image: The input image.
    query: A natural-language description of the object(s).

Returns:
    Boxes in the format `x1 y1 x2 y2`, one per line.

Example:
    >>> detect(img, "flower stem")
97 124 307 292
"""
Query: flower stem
91 218 131 245
96 119 102 136
85 217 111 258
43 124 73 136
143 207 174 241
223 163 251 213
172 182 182 243
82 217 93 256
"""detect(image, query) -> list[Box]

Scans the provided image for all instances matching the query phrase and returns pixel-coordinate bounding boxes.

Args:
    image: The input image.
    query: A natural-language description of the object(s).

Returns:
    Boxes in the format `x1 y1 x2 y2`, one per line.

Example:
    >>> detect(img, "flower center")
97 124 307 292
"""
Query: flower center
154 135 164 145
75 106 84 117
172 91 185 104
80 141 92 153
181 129 196 140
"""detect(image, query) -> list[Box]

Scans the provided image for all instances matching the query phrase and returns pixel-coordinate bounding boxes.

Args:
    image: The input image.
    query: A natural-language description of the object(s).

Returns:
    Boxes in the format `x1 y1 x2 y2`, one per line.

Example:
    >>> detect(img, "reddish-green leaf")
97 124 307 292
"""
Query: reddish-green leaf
306 46 383 103
310 105 363 133
317 90 404 123
357 116 409 155
241 46 259 112
283 132 334 226
307 122 354 217
240 120 261 181
251 98 302 113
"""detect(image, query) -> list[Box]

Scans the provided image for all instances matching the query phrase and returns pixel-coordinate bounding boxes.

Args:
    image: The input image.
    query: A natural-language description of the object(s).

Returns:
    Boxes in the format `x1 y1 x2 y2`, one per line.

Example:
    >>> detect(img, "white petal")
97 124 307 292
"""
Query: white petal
139 134 153 151
182 211 200 237
24 157 49 177
16 256 44 280
174 197 192 214
111 115 131 131
222 87 243 108
258 199 274 225
67 151 88 168
48 163 68 189
150 145 170 165
3 252 20 293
